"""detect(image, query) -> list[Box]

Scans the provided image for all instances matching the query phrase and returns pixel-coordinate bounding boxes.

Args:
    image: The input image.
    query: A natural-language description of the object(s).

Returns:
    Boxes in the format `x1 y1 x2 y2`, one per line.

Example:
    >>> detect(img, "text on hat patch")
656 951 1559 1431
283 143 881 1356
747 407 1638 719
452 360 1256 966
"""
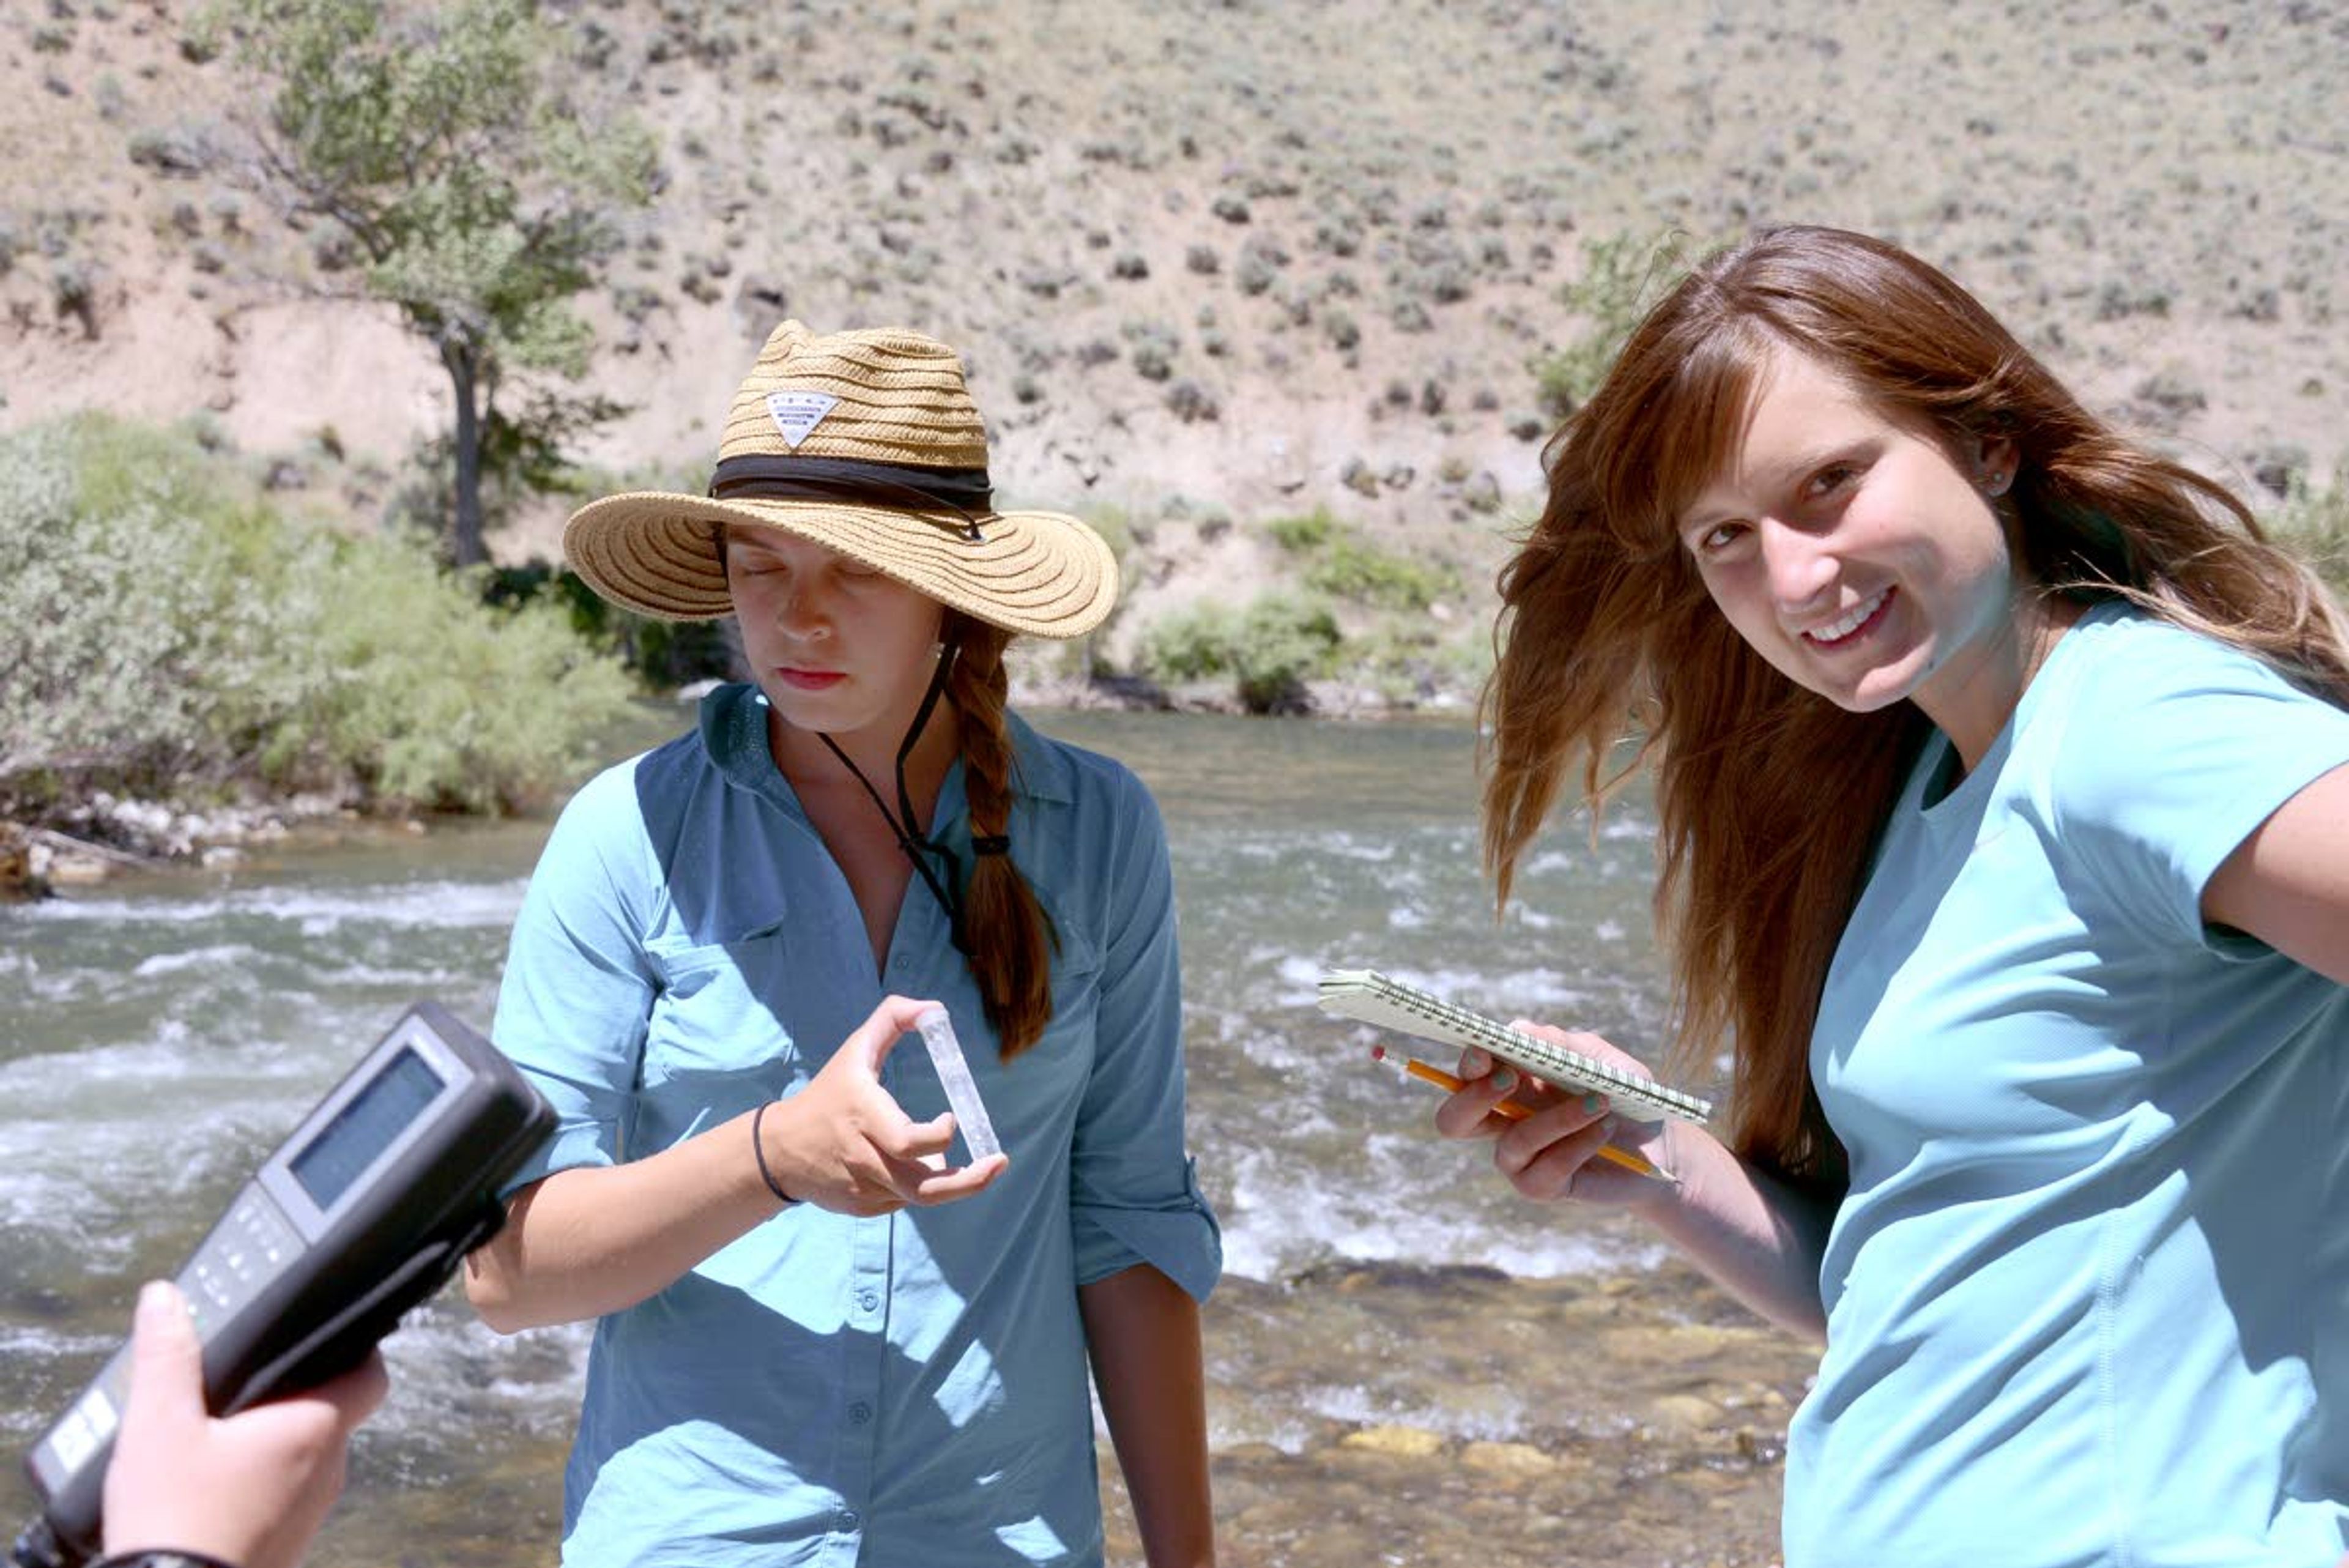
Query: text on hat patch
765 390 841 448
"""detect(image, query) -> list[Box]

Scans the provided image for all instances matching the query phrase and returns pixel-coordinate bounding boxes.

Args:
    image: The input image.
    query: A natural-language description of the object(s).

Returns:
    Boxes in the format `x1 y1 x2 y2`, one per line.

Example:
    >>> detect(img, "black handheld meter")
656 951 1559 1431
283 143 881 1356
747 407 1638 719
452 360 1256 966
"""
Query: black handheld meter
13 1002 552 1568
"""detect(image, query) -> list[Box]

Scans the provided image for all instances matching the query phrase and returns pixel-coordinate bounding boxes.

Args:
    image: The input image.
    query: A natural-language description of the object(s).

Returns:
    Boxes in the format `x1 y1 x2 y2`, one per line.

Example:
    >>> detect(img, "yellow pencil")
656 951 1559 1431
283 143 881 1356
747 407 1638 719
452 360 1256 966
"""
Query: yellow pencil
1370 1045 1677 1183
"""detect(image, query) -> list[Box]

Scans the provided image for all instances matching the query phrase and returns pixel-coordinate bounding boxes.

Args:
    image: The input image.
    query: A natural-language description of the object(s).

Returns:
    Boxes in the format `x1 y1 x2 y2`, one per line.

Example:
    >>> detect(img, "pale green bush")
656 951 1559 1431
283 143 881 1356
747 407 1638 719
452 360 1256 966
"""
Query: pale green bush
2269 460 2349 596
0 417 255 783
1305 535 1455 612
1264 508 1455 610
0 415 629 816
1531 229 1693 420
1137 593 1343 714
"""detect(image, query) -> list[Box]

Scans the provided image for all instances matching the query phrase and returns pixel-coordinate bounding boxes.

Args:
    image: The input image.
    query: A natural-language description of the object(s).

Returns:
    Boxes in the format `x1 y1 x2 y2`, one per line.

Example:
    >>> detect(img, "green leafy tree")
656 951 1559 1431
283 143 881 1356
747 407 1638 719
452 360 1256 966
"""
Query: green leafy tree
1531 229 1703 421
207 0 656 565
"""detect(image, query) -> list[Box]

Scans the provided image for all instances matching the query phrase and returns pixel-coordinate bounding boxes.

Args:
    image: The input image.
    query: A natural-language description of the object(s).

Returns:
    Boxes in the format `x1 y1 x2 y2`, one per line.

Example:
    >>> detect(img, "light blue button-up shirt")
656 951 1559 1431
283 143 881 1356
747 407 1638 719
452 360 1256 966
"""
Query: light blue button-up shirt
492 684 1220 1568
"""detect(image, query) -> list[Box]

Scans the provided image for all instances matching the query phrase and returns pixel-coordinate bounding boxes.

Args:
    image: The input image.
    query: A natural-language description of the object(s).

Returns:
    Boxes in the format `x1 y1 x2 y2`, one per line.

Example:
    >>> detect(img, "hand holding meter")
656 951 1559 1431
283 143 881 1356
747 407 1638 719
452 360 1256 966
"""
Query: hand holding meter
102 1278 387 1568
12 1003 553 1568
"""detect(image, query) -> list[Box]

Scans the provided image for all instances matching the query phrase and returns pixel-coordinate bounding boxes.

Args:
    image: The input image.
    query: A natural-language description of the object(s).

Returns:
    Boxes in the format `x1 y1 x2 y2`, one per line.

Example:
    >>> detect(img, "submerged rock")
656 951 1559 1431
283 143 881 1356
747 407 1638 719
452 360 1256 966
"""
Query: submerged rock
0 822 43 901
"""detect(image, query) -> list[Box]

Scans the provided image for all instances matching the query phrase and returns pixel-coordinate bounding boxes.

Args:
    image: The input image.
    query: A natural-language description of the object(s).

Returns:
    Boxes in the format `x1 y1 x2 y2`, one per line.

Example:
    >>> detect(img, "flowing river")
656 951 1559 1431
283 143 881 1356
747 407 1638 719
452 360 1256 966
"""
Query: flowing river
0 707 1813 1567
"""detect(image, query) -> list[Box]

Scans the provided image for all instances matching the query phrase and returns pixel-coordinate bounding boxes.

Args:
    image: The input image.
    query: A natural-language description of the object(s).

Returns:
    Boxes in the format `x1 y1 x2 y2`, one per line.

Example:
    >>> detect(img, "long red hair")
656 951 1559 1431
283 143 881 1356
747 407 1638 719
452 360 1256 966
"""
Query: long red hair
1482 226 2349 1181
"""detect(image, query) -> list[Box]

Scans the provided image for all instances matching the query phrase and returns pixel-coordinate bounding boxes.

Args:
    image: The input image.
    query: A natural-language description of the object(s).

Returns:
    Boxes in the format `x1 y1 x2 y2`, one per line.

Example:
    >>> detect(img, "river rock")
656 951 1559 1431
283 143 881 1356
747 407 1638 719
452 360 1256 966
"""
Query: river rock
0 822 41 901
1338 1422 1445 1457
45 852 112 887
1458 1438 1559 1475
1648 1392 1726 1431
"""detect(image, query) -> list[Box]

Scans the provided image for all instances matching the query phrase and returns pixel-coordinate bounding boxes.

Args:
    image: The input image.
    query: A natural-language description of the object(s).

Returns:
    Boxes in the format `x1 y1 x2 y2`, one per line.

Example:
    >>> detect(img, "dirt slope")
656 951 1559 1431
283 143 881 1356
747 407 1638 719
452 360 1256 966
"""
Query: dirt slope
5 0 2345 656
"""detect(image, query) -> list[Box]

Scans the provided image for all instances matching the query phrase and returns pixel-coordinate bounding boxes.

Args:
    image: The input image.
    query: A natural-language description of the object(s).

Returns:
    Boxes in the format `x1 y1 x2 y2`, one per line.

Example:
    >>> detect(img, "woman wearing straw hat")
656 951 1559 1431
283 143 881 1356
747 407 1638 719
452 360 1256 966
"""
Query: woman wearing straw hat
465 322 1221 1567
1433 228 2349 1566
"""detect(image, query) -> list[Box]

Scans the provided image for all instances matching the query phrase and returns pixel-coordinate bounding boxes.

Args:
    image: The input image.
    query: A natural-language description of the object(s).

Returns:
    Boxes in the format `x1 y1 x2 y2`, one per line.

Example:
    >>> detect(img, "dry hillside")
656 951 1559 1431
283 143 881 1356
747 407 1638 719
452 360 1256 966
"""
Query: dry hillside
4 0 2346 680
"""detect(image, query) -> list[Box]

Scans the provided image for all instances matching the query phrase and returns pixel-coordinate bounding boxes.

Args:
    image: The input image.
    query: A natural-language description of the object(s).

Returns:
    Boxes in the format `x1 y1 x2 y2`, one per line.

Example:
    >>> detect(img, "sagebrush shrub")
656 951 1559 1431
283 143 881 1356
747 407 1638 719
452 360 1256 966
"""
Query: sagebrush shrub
2271 461 2349 596
0 415 629 817
1137 593 1343 713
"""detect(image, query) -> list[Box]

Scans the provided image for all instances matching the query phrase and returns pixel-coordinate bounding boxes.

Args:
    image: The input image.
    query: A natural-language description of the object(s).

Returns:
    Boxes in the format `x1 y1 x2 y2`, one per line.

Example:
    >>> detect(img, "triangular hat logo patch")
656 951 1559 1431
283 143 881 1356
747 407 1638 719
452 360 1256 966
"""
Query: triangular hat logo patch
765 390 840 448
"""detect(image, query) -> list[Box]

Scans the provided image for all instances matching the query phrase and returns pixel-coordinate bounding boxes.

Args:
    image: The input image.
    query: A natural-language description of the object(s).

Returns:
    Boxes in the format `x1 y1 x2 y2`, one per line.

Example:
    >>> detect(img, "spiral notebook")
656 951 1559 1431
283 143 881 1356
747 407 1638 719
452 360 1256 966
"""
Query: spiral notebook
1316 968 1713 1125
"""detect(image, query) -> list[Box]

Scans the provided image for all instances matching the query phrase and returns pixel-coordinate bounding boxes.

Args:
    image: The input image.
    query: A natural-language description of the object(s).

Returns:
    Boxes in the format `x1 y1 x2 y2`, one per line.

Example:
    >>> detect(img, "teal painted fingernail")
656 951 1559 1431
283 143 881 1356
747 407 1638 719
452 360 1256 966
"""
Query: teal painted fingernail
1583 1092 1604 1113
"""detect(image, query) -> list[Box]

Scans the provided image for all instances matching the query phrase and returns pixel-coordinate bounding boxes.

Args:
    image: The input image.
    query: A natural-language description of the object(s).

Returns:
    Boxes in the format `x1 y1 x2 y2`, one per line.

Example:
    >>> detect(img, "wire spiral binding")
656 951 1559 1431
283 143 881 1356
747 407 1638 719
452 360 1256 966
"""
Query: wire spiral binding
1316 969 1713 1124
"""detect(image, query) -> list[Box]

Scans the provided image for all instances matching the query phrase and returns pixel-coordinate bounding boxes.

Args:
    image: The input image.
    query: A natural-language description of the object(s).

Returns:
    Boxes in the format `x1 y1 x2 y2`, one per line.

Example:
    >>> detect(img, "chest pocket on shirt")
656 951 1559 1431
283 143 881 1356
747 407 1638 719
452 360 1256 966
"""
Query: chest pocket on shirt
974 901 1104 1127
641 918 803 1104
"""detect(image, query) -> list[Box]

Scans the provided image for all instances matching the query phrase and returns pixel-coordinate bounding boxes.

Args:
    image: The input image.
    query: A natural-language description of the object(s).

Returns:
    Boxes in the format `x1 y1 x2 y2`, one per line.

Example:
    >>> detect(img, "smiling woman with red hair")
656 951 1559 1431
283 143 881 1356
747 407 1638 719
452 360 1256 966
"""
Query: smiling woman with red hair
1439 226 2349 1567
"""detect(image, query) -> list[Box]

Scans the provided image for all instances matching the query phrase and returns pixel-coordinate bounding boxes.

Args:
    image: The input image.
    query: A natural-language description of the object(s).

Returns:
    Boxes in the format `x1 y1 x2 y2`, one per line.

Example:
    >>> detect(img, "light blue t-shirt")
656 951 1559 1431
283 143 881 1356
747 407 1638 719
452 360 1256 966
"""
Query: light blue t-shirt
492 685 1221 1568
1786 604 2349 1568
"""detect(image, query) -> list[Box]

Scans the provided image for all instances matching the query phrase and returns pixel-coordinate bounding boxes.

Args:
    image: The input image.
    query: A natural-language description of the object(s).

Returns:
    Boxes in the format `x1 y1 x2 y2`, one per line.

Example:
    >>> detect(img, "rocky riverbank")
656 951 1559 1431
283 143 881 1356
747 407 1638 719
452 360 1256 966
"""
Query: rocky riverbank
0 670 1481 900
0 787 386 899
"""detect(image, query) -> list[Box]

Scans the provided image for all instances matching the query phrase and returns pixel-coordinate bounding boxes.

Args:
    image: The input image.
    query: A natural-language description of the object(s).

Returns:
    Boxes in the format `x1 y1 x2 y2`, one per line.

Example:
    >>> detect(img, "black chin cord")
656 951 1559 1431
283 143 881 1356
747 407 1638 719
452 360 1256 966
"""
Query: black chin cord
817 646 974 955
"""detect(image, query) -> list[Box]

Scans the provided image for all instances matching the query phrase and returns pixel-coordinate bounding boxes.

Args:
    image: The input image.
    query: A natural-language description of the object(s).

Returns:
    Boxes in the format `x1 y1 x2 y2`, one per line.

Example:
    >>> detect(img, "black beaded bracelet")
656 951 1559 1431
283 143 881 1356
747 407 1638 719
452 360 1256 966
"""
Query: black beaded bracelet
750 1101 794 1207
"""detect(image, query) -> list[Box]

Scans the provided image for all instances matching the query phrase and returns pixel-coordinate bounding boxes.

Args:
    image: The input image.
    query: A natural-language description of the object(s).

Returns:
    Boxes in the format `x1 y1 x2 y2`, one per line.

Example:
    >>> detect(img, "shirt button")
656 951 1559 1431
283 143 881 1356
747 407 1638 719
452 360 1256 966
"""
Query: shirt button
848 1401 872 1424
856 1289 880 1313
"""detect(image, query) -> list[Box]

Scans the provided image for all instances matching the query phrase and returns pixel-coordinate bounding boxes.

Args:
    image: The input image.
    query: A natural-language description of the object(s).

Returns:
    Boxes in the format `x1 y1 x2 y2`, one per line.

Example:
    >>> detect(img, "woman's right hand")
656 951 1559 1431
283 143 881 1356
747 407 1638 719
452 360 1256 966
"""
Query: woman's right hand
758 995 1010 1216
1436 1022 1839 1339
1431 1022 1675 1210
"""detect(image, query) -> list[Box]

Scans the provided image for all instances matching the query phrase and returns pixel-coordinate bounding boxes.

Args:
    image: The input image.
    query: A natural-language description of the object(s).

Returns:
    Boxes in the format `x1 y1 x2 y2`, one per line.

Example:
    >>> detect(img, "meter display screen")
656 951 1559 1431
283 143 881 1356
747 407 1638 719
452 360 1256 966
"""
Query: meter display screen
289 1046 445 1208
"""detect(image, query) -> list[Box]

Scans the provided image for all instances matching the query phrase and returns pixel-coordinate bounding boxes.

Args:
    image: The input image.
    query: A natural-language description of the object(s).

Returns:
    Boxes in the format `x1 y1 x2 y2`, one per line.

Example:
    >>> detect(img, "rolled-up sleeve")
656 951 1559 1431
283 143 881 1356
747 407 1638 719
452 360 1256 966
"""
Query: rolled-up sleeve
492 765 658 1192
1067 772 1222 1302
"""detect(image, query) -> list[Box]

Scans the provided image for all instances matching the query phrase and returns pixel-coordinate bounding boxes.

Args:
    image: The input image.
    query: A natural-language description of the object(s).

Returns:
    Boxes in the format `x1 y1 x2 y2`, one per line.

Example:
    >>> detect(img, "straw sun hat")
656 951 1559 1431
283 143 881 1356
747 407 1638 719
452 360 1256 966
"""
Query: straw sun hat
563 321 1118 639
